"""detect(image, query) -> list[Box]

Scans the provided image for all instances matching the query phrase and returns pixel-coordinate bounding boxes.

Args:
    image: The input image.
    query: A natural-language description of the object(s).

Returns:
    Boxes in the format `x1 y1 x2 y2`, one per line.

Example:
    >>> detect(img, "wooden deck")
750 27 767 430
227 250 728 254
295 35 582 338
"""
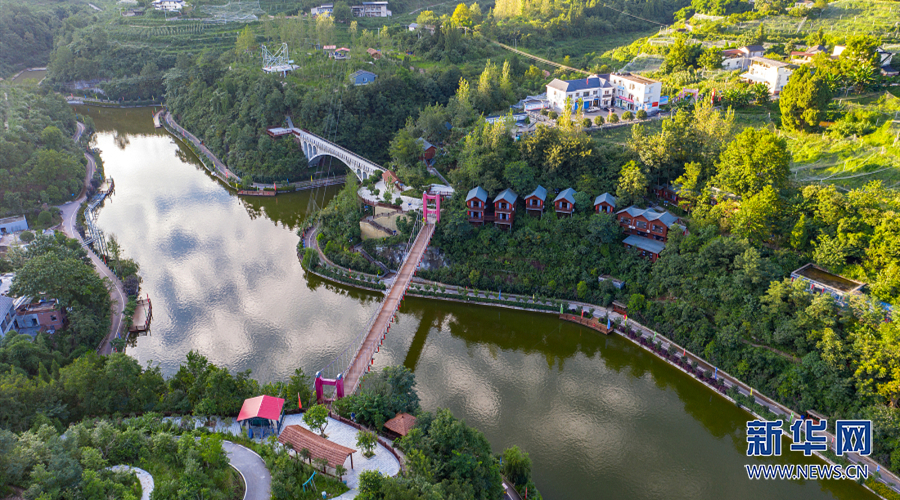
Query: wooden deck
153 109 164 128
559 313 611 334
342 223 435 394
237 190 276 196
129 297 152 333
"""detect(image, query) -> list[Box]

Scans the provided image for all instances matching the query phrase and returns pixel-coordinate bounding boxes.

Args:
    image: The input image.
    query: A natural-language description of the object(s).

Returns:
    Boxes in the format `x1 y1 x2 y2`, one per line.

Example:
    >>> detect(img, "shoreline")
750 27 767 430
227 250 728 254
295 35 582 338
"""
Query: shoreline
301 231 900 498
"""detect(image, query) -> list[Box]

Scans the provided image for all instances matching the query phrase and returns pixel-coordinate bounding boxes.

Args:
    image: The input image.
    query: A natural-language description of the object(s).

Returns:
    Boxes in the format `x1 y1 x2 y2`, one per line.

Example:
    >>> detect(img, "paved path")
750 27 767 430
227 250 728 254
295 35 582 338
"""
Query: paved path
281 414 401 499
342 223 435 395
223 441 271 500
107 465 153 500
57 122 127 355
164 111 236 182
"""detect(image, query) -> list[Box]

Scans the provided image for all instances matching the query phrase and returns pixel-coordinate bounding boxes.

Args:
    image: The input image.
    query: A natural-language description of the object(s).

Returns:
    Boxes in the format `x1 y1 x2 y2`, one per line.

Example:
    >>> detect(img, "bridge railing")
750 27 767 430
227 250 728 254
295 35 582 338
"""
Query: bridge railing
315 210 426 397
300 129 385 172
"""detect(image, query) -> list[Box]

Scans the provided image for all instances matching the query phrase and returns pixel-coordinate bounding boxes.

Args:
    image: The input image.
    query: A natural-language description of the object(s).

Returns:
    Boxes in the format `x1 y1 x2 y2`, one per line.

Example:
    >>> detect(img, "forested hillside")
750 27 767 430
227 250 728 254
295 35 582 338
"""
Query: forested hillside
0 5 76 77
0 86 85 217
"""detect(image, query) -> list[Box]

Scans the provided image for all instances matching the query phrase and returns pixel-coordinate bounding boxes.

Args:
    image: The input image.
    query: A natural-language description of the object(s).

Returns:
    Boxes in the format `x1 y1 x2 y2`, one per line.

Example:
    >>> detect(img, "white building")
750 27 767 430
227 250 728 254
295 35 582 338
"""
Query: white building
741 57 795 95
609 73 663 113
152 0 185 11
351 1 391 17
311 4 333 16
545 75 614 112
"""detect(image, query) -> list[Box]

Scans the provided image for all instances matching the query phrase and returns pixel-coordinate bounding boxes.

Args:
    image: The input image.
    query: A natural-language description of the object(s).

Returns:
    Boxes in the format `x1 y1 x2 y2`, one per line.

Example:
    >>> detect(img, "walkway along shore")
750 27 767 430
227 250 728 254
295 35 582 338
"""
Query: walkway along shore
299 224 900 498
161 110 348 193
57 122 128 355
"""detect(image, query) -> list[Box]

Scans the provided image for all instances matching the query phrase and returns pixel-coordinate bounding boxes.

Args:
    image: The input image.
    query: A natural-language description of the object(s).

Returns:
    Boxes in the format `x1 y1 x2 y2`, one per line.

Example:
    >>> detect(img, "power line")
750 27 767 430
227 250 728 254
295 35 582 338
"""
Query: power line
599 3 668 27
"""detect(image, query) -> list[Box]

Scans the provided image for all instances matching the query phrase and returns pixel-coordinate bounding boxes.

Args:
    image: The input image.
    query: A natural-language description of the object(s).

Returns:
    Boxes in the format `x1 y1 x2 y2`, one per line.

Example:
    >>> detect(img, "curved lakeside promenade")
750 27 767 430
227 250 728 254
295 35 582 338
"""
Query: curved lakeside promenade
301 224 900 498
57 121 127 355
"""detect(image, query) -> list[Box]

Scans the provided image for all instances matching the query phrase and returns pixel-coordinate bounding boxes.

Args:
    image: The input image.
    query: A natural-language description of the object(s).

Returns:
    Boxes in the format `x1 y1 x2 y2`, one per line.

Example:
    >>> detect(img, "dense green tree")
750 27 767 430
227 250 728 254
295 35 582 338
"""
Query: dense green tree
713 127 790 198
779 65 832 132
616 161 649 206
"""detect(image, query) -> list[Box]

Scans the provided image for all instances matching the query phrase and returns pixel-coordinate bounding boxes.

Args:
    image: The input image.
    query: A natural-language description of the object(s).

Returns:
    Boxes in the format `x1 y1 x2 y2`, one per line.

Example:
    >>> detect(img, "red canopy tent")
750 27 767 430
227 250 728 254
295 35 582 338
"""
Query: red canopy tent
237 395 285 422
237 396 285 439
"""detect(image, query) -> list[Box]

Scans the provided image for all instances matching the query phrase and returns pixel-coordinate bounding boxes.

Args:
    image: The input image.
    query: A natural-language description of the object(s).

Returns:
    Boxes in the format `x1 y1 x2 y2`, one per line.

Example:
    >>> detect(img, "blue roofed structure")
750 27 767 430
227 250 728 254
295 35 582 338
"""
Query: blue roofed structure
349 70 378 86
623 235 666 261
594 193 616 213
554 188 576 204
494 188 518 205
466 186 488 203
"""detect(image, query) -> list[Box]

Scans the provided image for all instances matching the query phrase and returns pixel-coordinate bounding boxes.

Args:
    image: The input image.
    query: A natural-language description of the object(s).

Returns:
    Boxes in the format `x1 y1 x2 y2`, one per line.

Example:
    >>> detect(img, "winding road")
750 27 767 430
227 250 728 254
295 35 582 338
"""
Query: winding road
223 441 271 500
57 121 127 355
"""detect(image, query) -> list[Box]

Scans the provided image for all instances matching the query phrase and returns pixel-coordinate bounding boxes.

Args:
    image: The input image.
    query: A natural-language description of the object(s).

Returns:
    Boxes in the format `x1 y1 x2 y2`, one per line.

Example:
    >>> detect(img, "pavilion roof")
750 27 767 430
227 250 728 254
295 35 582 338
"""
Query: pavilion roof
384 413 417 436
236 395 284 422
278 425 356 468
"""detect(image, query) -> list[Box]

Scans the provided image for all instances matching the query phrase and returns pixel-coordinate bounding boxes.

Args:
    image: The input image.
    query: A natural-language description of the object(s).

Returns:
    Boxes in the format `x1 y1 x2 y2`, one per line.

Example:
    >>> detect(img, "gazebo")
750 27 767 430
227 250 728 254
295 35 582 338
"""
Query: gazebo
279 425 357 469
236 395 285 439
383 413 417 438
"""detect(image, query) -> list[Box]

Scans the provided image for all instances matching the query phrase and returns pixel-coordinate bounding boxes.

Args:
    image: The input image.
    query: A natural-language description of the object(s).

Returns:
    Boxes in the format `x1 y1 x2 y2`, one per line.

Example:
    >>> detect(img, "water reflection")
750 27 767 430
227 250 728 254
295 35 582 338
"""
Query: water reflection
82 106 877 500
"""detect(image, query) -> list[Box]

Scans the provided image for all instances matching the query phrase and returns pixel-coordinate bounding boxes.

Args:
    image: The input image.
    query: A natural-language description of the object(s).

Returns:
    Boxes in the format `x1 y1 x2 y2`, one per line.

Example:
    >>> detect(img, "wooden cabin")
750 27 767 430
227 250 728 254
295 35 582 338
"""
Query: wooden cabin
594 193 616 214
524 185 547 216
553 188 577 216
466 186 490 226
493 188 518 229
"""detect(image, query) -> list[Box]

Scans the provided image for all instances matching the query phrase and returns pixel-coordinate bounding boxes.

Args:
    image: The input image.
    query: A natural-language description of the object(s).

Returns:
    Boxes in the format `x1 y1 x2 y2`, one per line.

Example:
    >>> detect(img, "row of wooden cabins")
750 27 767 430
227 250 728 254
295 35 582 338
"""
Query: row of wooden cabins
466 186 685 261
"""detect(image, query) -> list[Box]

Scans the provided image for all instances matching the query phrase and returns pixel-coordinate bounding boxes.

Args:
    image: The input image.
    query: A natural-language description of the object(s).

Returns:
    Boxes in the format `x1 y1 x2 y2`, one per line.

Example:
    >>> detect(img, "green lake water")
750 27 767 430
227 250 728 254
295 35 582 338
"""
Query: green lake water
77 105 877 500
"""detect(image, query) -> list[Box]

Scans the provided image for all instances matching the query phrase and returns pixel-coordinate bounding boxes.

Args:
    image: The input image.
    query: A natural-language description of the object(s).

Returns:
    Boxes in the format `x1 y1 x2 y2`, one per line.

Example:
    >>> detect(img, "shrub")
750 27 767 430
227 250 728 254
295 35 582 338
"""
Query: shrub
622 111 634 121
608 113 619 123
548 111 558 119
593 115 605 126
19 230 35 243
636 109 647 120
37 210 53 226
582 118 592 128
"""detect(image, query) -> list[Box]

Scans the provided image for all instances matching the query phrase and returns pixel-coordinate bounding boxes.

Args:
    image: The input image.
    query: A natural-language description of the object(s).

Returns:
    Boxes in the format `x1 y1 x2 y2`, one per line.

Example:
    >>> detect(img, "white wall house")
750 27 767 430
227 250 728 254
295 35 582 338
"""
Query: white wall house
545 75 614 112
351 1 391 17
311 4 333 16
741 57 795 95
609 73 662 113
152 0 185 11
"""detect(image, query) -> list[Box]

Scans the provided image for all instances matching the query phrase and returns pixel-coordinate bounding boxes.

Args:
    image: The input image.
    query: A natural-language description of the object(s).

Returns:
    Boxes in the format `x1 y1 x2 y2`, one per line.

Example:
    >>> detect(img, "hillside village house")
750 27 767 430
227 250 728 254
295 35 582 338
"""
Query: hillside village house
654 184 685 207
417 138 436 162
152 0 185 11
0 215 28 234
493 188 518 229
351 1 391 16
593 193 616 213
617 206 684 262
720 45 765 71
741 57 795 95
832 45 896 75
14 299 66 335
466 186 490 225
349 69 377 86
790 263 866 307
789 44 828 65
609 73 662 113
554 188 577 216
311 4 333 15
546 75 614 112
545 73 662 113
524 185 547 216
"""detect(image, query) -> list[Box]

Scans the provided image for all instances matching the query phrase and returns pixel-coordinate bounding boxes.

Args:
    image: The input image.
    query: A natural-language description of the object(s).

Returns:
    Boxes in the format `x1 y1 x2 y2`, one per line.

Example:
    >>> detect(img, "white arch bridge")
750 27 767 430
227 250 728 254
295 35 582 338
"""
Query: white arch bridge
266 122 384 181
